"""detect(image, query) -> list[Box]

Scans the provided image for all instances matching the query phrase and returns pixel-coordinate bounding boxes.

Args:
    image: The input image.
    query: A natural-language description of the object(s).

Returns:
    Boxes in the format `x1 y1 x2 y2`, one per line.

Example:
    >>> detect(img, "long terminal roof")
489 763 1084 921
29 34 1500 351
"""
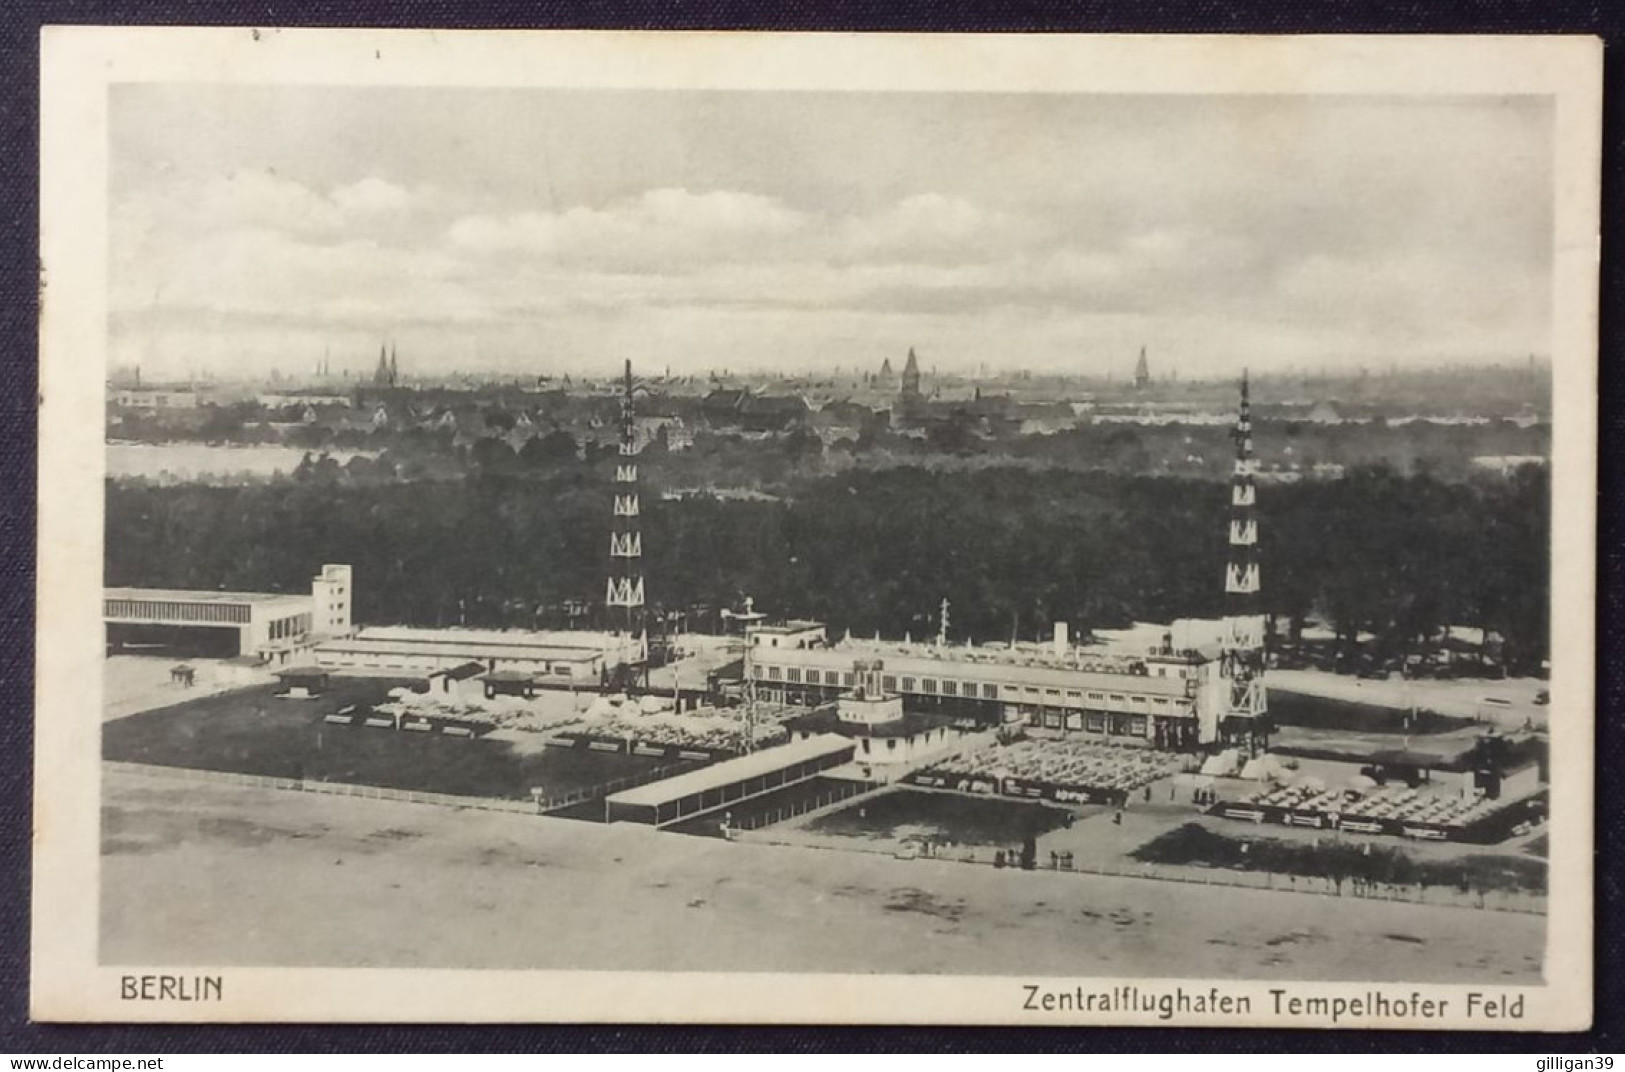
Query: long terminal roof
357 626 619 651
605 734 855 809
105 587 311 608
318 638 603 663
754 645 1193 697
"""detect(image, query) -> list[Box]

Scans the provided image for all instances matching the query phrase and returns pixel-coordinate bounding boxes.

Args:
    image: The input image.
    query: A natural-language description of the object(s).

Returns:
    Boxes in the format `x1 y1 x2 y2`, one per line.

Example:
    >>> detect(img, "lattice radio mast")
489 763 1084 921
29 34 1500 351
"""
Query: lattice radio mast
1220 369 1269 750
605 360 647 645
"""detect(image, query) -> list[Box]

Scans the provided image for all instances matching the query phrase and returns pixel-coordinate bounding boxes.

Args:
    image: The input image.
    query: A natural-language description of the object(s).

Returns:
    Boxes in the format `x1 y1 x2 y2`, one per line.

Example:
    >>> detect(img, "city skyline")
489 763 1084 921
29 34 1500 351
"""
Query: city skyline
112 87 1554 381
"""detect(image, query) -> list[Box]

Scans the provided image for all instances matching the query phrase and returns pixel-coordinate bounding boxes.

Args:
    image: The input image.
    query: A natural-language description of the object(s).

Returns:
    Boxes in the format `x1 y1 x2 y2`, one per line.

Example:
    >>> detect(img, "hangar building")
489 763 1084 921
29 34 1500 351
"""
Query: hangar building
104 564 352 663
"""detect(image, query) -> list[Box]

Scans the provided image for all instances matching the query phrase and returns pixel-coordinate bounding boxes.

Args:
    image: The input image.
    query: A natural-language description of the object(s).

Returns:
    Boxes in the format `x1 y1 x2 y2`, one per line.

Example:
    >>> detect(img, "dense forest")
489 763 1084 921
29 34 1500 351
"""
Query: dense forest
105 460 1550 673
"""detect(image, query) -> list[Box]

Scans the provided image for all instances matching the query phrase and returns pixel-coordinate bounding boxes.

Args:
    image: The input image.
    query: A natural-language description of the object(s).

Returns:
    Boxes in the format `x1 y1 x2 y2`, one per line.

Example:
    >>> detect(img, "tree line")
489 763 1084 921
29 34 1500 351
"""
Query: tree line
104 463 1549 673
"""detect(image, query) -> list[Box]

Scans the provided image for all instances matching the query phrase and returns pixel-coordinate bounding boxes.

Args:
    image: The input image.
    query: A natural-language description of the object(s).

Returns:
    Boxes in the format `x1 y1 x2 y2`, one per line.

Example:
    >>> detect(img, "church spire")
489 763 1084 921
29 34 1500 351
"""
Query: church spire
900 347 921 398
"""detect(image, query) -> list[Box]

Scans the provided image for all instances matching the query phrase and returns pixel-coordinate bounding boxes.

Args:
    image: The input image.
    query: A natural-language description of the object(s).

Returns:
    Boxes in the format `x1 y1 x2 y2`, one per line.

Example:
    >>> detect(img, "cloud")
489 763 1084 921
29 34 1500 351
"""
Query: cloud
1271 248 1548 351
112 222 477 332
111 150 1551 378
448 187 810 271
107 87 1556 378
436 188 1288 326
111 169 468 331
447 188 1049 276
114 179 1545 369
119 170 428 249
331 177 413 215
193 170 346 235
834 193 1032 265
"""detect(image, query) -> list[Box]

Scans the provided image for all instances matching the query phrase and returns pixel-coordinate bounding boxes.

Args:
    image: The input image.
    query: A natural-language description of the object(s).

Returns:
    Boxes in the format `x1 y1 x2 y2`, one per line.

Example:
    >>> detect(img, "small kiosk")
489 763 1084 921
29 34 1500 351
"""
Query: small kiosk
275 666 330 699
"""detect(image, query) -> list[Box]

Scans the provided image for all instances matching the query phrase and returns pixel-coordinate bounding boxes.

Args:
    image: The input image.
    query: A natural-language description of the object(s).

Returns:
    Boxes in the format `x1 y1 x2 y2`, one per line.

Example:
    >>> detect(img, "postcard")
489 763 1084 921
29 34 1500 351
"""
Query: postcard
34 28 1599 1027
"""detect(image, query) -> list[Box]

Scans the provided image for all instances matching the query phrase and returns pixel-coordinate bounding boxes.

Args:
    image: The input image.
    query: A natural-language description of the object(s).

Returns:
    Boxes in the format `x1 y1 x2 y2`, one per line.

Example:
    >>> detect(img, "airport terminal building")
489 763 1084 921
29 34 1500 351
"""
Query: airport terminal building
745 623 1229 750
107 561 642 684
104 564 352 663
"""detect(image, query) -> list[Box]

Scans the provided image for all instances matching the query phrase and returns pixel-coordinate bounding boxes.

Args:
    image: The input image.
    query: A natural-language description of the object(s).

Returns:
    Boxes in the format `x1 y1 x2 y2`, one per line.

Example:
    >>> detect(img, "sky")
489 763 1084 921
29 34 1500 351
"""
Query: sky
109 86 1555 381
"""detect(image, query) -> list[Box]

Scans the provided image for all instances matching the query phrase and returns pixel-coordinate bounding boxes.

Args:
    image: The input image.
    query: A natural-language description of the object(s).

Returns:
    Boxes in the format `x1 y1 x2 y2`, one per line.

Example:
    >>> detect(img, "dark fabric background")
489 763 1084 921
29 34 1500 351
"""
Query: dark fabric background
0 0 1618 1053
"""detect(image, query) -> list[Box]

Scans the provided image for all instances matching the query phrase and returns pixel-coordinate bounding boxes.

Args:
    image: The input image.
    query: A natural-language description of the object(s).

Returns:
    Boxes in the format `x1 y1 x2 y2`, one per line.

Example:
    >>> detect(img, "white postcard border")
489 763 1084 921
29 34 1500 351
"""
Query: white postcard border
34 27 1601 1028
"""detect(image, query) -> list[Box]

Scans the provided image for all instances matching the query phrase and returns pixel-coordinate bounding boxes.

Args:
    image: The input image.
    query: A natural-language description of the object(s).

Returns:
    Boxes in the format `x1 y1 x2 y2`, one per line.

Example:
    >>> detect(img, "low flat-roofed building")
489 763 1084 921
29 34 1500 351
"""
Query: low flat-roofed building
314 626 640 684
783 707 962 778
483 668 539 699
605 734 856 825
111 388 199 409
274 665 331 698
105 563 352 664
778 660 968 779
106 586 315 662
426 660 487 694
748 620 828 650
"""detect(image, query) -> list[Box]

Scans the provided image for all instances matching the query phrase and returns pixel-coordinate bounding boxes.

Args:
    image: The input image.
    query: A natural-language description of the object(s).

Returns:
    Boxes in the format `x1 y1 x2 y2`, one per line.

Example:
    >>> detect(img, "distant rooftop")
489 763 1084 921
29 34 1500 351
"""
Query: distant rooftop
319 637 603 663
785 707 953 739
275 666 330 680
356 626 626 651
428 661 488 681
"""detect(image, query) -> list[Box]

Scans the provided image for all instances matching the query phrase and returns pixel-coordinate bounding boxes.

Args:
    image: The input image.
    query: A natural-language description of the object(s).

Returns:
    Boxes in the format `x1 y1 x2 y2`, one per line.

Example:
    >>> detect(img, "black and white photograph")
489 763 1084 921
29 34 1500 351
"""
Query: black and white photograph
32 29 1599 1027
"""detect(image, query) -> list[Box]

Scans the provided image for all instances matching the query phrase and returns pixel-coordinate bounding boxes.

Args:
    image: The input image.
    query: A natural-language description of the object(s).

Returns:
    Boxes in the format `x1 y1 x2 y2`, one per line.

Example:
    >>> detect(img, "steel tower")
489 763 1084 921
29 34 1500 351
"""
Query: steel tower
1220 370 1269 750
605 359 646 638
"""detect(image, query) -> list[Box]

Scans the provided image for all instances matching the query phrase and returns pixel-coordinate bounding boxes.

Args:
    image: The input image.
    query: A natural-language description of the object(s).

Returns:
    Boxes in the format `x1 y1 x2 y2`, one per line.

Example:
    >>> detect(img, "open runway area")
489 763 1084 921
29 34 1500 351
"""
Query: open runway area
1268 671 1550 730
100 767 1544 982
102 674 698 802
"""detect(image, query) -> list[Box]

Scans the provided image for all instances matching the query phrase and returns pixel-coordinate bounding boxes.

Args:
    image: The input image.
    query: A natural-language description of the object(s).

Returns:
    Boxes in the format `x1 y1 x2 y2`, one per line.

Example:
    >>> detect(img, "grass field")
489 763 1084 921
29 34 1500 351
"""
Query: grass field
1132 823 1548 894
101 680 695 800
806 788 1075 847
1269 690 1478 734
100 768 1546 982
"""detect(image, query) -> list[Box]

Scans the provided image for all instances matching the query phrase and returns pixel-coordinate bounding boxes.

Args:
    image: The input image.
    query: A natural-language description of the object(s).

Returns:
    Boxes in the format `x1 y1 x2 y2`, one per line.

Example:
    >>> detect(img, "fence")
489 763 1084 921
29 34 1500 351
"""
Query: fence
728 781 874 832
1052 856 1546 915
537 762 690 812
743 828 1546 916
105 761 541 815
107 758 705 818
